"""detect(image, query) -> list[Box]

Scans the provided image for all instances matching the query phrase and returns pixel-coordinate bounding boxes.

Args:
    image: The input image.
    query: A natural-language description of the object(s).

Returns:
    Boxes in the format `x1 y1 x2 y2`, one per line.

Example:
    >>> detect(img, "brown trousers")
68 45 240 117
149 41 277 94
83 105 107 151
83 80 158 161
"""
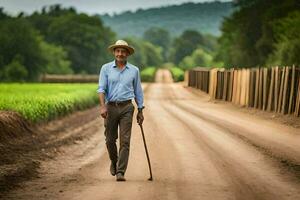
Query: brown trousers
104 102 134 175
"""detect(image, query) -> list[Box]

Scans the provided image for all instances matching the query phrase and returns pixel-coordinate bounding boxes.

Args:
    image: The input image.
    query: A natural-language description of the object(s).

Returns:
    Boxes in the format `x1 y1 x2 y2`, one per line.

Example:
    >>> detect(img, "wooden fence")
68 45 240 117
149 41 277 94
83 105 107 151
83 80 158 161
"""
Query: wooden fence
188 66 300 117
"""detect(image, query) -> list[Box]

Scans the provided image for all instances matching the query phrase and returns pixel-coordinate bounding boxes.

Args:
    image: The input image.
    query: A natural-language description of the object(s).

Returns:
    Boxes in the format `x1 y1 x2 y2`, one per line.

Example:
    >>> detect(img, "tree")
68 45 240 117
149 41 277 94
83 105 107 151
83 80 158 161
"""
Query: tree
266 11 300 66
0 55 28 82
142 42 163 67
47 13 115 74
39 38 73 74
0 7 9 20
143 27 171 61
169 30 205 64
0 18 46 80
26 6 116 74
0 6 117 81
124 37 147 69
215 0 300 67
179 48 213 70
125 37 163 69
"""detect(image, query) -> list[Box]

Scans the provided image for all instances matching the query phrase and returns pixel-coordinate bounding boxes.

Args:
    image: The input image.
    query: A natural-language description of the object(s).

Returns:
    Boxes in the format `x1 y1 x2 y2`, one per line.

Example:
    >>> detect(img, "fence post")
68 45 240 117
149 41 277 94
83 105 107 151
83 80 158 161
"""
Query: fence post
267 67 275 111
274 66 279 112
281 66 290 114
295 73 300 117
288 65 296 114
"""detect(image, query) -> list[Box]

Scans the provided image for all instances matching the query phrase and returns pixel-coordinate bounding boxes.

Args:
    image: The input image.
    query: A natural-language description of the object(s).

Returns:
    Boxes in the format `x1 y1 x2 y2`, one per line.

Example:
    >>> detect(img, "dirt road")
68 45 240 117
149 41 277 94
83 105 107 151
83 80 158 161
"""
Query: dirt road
3 69 300 200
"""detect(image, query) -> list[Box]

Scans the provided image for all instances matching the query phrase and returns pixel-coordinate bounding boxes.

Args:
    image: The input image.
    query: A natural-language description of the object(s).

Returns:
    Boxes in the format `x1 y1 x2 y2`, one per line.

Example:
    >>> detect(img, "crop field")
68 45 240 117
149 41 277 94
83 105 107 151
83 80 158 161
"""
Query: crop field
0 83 99 122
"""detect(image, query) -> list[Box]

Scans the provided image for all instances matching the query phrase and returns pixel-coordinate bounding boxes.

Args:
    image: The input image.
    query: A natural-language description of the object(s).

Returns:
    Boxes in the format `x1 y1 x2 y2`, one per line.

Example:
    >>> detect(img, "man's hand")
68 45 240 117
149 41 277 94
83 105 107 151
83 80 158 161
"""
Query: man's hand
100 105 108 119
137 111 144 125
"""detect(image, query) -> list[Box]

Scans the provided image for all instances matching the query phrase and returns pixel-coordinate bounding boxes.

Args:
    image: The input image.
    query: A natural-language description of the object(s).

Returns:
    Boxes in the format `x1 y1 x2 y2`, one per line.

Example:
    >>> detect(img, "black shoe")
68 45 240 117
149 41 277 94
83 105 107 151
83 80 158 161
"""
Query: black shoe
116 173 126 181
110 162 117 176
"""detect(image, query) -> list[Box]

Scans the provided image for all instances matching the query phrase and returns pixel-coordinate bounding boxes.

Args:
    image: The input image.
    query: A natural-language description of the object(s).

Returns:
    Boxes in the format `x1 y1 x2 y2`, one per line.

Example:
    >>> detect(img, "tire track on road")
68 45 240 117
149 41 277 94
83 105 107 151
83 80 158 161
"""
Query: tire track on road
174 100 300 179
168 82 300 180
162 102 300 200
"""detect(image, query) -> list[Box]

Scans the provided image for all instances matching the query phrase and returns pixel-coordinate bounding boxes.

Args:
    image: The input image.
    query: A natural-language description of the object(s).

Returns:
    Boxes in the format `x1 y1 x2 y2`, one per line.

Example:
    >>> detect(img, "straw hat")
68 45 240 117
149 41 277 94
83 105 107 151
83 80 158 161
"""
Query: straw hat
108 40 135 55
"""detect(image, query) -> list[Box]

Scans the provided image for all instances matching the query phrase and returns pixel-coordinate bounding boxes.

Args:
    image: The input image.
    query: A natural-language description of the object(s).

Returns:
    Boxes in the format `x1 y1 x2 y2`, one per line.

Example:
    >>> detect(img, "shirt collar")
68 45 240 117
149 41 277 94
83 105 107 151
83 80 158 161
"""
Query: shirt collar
113 60 129 69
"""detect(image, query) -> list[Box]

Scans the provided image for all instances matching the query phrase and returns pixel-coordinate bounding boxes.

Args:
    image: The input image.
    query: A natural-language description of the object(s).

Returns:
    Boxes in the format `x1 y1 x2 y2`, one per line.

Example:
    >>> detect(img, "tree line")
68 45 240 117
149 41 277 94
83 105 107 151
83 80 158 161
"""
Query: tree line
151 0 300 70
215 0 300 68
0 5 217 82
126 27 219 71
163 0 300 70
0 5 116 81
2 1 298 82
166 0 300 70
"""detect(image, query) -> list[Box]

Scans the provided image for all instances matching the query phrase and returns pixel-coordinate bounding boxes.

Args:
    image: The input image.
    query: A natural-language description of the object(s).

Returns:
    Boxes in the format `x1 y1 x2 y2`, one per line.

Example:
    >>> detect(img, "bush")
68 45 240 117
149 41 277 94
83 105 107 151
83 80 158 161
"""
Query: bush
170 67 184 82
140 67 157 82
0 59 28 82
179 48 213 70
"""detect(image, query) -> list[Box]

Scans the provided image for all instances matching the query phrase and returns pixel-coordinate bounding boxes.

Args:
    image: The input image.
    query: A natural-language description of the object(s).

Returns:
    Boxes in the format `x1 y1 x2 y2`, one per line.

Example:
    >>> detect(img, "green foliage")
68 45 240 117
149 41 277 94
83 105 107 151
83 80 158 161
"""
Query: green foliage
46 13 115 74
39 38 73 74
140 67 157 82
125 38 163 69
0 57 28 82
169 67 184 82
143 27 171 61
266 11 300 66
0 5 116 81
28 5 77 36
179 49 213 70
169 30 218 66
124 38 147 69
201 34 219 53
100 2 234 37
161 62 176 69
0 7 9 20
0 83 98 122
142 42 163 67
0 18 46 80
170 30 205 64
214 16 241 66
216 0 300 67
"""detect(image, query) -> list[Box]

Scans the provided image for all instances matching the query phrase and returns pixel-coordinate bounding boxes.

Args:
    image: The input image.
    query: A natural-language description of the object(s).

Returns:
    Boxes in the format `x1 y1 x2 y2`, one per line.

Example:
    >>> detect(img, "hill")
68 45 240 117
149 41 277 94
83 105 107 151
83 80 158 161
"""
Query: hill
99 1 234 38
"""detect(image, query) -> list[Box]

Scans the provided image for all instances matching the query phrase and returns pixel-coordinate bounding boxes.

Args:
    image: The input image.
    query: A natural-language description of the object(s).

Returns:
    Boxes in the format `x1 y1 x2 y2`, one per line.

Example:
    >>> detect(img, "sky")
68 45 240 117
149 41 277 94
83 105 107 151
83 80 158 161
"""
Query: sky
0 0 230 16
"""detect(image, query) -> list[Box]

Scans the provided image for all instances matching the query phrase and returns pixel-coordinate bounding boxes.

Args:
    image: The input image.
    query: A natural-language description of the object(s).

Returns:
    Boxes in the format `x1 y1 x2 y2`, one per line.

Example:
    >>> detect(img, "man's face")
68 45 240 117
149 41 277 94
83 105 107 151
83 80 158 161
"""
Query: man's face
114 47 129 63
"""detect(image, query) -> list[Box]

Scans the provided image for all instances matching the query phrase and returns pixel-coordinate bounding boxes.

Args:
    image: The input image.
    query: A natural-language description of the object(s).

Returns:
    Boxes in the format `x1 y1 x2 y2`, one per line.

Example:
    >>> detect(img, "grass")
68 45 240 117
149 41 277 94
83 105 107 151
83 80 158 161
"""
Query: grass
0 83 98 122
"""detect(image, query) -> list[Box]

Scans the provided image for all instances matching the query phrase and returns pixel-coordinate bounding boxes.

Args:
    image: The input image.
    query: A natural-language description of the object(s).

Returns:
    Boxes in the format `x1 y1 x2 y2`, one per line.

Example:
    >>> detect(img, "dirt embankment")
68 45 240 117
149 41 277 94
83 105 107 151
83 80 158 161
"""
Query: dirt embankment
0 107 100 195
0 111 39 193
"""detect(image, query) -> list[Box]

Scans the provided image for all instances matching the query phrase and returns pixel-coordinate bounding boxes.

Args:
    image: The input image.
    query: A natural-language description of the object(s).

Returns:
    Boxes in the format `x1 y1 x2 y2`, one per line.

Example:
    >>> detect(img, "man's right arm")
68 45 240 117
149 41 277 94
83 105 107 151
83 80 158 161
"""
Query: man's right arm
97 65 108 119
99 93 106 107
99 93 107 119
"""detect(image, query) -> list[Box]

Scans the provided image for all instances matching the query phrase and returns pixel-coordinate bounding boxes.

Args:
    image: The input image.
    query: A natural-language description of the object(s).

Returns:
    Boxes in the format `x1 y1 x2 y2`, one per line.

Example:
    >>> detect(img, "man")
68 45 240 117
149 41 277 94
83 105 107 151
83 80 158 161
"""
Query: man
97 40 144 182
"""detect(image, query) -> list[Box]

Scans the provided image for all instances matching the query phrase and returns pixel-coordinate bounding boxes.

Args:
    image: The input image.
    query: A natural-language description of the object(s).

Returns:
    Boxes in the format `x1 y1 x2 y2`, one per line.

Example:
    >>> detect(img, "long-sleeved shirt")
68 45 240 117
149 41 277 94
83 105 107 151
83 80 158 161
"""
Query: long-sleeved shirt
97 60 144 109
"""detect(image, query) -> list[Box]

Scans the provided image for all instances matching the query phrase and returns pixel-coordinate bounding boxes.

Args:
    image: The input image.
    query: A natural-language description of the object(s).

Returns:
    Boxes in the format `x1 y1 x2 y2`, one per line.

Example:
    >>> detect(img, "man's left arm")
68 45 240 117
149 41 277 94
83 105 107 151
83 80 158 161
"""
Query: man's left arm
134 69 144 125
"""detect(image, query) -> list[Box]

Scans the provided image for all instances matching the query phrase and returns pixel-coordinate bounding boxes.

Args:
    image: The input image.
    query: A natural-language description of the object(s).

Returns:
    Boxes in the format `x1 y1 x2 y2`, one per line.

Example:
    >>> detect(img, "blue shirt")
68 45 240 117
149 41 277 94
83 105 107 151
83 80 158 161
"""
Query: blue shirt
97 60 144 109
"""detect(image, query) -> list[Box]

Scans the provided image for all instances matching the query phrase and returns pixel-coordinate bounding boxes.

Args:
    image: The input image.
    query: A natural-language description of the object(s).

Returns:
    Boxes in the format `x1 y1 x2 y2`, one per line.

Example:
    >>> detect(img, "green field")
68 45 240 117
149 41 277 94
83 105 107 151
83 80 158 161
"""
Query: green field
0 83 98 122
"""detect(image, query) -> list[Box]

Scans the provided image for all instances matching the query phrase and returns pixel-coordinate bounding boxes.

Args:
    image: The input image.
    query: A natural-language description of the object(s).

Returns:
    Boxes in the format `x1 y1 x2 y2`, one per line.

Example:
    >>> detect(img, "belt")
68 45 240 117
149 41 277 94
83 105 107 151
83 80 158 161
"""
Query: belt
107 100 132 106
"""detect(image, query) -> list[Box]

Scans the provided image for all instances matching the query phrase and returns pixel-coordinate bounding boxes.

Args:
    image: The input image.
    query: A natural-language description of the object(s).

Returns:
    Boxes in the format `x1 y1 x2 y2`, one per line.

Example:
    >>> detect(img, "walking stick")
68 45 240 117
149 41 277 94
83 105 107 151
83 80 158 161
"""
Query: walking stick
139 124 153 181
